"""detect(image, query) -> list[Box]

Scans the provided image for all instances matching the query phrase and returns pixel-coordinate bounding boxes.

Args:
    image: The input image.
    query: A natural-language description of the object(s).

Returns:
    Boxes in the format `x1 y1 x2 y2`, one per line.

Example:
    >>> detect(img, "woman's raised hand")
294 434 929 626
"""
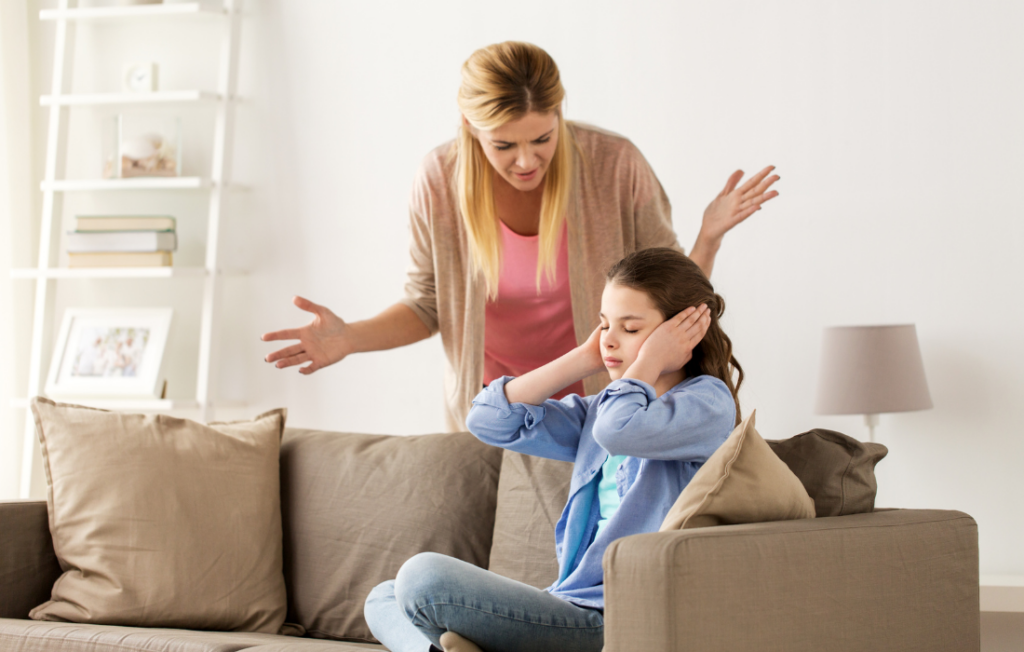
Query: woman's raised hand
700 166 780 244
261 296 354 374
635 304 712 376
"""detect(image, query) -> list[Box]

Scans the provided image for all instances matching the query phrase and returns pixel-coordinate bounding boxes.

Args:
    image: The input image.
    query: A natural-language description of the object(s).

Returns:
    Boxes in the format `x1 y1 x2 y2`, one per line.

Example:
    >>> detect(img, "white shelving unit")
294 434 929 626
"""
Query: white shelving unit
14 0 243 498
41 90 220 106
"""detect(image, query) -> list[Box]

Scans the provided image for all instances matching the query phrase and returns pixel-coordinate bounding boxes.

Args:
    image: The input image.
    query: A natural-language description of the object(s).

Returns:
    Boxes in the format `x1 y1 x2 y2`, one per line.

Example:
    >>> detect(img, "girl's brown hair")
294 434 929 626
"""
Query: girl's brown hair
606 247 744 423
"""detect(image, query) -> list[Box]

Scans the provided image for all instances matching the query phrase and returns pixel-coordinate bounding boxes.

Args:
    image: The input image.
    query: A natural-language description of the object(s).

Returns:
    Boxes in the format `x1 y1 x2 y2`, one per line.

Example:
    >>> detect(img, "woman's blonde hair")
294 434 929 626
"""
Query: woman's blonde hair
452 41 576 299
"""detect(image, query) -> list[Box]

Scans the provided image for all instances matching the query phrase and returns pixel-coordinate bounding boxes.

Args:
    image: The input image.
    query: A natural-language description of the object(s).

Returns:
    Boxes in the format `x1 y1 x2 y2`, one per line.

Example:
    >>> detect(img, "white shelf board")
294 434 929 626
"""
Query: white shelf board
10 267 207 280
981 575 1024 613
41 177 210 192
11 398 245 412
41 90 220 107
40 3 226 22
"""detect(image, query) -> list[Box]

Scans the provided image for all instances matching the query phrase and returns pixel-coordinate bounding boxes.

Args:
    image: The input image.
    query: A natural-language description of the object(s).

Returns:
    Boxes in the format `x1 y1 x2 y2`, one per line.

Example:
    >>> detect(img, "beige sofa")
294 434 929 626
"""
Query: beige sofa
0 427 980 651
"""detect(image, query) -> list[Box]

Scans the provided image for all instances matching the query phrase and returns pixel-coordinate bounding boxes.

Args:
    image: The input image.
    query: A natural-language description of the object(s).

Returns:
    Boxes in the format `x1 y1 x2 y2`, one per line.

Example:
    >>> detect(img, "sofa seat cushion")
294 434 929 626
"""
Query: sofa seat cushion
0 619 383 652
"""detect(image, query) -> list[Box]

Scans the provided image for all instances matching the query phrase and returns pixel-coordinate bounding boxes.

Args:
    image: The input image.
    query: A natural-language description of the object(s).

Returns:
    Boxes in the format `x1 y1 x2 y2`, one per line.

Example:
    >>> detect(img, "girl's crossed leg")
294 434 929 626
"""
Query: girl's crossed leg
364 552 604 652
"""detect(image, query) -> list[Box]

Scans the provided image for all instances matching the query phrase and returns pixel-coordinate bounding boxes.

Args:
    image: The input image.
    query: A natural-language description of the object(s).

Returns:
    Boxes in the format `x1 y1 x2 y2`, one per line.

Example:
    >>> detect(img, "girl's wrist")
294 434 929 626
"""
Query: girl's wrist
622 355 661 386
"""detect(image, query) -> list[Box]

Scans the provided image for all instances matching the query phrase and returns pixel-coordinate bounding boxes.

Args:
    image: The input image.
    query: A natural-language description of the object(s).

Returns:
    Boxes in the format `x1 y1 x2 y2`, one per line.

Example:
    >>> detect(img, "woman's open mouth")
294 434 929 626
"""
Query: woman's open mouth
513 169 538 181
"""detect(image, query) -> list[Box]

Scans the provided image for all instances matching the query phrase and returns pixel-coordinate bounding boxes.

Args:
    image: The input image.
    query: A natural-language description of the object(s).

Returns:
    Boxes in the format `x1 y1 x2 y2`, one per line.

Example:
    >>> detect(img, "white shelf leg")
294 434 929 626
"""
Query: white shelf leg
195 0 241 422
21 0 76 498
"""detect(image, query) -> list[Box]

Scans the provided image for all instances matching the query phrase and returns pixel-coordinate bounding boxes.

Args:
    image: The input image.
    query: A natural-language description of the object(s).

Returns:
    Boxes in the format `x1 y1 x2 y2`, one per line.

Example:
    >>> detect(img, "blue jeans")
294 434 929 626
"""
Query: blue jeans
364 552 604 652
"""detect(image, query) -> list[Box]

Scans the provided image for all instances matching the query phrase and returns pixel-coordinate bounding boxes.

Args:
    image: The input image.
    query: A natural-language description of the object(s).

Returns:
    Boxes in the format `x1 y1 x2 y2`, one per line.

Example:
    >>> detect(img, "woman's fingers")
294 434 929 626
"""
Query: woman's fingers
737 165 775 195
721 169 744 196
747 174 780 198
261 327 303 343
298 361 321 375
275 351 311 369
292 295 323 315
264 342 305 363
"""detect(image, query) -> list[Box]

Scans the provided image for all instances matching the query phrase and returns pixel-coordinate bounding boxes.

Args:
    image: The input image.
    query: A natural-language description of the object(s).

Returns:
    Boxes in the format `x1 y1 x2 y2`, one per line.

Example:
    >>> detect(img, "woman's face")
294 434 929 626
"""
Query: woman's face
470 111 560 192
599 282 666 380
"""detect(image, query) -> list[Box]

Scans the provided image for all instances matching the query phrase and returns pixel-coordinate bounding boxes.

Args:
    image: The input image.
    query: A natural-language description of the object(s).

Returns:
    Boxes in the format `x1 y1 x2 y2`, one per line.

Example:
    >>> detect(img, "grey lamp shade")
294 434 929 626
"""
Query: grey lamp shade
815 324 933 415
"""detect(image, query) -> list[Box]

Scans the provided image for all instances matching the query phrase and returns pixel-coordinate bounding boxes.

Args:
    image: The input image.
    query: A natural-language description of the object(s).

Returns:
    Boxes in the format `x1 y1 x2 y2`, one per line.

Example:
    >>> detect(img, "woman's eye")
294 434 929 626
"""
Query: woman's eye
494 144 512 151
533 137 550 144
600 326 609 331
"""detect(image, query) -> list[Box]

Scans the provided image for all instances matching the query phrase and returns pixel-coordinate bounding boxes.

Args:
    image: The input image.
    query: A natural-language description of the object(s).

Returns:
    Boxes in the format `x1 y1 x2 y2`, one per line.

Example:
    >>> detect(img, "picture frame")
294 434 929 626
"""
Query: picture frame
45 308 173 399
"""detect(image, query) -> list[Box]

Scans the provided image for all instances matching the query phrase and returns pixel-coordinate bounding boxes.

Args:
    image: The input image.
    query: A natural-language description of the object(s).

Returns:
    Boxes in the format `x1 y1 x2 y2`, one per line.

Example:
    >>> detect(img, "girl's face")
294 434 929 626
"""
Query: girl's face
469 111 559 192
599 282 666 380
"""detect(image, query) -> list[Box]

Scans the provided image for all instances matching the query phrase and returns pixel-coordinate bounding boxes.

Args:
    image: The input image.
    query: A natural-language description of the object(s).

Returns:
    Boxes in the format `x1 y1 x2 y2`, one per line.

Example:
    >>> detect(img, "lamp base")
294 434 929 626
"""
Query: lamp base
864 413 880 442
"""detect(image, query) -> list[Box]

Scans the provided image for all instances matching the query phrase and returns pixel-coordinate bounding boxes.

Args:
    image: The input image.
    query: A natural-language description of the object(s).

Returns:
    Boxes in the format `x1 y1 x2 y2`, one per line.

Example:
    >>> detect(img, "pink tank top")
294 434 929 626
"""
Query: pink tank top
484 221 584 400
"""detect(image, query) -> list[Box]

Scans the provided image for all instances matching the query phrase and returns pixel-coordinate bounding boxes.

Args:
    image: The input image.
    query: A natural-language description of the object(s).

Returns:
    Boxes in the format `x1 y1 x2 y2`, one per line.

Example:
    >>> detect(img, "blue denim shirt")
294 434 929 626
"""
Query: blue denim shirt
466 374 736 610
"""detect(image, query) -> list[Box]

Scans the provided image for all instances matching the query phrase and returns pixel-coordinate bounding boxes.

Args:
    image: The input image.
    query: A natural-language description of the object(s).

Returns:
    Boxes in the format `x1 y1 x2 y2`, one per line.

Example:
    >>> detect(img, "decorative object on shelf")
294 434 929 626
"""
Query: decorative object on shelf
66 214 177 268
46 308 173 400
104 113 181 178
122 62 158 93
814 324 933 442
75 214 176 231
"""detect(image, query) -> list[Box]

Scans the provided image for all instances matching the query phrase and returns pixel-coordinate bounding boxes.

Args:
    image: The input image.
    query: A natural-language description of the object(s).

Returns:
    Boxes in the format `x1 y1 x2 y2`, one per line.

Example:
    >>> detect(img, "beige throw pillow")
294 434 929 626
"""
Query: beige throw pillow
660 410 815 531
29 398 289 633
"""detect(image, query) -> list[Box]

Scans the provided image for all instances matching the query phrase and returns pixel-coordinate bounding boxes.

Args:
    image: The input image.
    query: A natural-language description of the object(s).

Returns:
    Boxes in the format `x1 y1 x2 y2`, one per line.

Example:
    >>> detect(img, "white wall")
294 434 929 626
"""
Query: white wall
17 0 1022 585
0 0 34 500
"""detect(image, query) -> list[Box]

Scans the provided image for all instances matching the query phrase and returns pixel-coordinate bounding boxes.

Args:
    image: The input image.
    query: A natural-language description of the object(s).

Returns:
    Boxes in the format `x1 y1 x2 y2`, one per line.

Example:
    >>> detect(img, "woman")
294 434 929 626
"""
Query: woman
262 41 778 430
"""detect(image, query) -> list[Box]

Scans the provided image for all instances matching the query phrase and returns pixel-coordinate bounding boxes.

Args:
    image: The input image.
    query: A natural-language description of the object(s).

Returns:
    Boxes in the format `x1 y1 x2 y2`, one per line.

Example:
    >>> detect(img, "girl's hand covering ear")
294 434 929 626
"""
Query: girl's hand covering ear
575 325 607 377
636 304 712 376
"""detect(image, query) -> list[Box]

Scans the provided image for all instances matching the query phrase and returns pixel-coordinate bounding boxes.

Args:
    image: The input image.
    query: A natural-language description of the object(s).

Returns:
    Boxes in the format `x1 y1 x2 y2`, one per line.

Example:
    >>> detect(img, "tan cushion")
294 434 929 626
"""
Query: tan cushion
28 398 289 634
768 428 888 517
0 618 382 652
660 410 815 531
279 430 502 643
487 450 572 589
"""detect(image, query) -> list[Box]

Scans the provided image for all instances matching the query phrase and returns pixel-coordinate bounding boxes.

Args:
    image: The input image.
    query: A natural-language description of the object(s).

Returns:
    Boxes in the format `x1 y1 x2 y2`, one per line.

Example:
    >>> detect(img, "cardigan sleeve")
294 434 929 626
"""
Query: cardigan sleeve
628 142 683 254
398 156 441 335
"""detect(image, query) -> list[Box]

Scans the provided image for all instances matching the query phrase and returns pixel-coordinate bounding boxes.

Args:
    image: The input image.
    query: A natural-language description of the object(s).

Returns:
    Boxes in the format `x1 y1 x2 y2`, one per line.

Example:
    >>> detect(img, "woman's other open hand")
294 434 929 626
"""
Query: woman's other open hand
699 166 780 245
261 296 354 374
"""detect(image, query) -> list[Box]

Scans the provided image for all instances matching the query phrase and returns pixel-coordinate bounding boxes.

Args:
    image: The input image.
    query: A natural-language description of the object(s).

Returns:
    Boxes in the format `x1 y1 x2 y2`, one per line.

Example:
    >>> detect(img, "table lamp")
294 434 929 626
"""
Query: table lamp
815 324 933 442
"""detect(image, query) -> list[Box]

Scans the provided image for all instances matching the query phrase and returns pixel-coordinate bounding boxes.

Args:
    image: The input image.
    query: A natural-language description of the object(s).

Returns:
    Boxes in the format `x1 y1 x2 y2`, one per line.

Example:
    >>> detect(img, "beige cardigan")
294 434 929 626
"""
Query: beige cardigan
399 123 681 431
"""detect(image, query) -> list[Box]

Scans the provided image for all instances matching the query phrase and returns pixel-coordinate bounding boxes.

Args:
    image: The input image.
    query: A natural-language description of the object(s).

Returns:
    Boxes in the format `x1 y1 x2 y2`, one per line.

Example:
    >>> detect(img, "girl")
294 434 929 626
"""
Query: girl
364 247 743 652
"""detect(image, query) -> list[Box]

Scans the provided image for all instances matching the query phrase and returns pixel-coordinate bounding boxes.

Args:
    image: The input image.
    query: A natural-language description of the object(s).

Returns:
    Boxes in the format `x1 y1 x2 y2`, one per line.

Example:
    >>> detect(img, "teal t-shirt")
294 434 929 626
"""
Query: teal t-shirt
595 454 628 540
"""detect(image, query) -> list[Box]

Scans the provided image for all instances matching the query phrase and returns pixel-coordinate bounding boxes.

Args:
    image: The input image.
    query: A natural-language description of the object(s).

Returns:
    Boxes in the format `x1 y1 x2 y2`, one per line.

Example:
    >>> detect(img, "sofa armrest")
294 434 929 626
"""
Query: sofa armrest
603 509 979 652
0 500 62 618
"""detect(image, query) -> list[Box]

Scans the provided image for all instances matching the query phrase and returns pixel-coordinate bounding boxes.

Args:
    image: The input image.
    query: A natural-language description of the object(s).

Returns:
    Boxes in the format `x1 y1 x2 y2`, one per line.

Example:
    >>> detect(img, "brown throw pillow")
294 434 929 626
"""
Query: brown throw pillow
768 428 888 517
279 429 503 642
660 410 815 531
487 450 573 589
29 398 289 633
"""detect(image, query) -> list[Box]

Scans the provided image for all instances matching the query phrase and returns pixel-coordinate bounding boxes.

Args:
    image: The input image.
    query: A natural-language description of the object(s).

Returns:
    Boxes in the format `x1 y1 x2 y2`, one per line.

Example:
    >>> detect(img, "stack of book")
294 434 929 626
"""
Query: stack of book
66 215 177 268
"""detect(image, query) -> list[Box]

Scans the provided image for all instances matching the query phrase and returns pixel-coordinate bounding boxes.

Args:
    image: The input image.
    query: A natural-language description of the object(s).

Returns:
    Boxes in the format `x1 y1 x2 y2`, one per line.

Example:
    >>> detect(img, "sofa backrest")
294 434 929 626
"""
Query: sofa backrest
278 429 502 643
